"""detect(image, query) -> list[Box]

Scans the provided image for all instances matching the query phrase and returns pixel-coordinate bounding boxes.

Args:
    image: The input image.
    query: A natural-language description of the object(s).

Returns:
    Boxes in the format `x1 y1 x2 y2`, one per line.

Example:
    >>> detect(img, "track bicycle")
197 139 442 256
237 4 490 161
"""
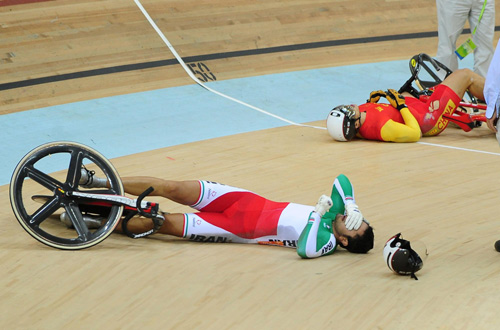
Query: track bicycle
9 141 164 250
398 53 487 132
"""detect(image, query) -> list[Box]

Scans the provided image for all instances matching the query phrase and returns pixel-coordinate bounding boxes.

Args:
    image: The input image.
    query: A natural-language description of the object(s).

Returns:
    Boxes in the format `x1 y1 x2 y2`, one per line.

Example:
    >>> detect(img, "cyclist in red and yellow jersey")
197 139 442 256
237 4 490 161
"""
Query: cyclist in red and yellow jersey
327 68 486 142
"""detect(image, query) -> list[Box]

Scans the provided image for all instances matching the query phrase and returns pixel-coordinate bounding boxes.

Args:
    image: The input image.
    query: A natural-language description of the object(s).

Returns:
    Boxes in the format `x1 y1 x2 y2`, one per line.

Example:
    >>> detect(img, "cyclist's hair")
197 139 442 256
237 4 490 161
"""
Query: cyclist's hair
338 225 374 254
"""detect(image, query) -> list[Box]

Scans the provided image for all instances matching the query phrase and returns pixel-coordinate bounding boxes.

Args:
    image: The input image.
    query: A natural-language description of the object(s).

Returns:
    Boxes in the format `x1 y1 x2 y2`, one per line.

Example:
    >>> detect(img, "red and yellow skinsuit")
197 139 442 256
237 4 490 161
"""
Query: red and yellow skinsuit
358 85 461 142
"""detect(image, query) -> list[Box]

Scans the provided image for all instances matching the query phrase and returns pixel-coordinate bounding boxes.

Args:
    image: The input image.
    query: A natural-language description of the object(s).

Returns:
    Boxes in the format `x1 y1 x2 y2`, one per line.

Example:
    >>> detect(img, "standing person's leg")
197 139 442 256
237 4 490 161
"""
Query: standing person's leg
470 0 495 77
436 0 468 73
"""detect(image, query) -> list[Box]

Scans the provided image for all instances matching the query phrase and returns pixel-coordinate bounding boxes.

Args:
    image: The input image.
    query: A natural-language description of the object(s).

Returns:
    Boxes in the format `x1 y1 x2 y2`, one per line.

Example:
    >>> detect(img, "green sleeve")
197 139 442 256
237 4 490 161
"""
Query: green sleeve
323 174 355 220
297 212 337 259
296 175 355 259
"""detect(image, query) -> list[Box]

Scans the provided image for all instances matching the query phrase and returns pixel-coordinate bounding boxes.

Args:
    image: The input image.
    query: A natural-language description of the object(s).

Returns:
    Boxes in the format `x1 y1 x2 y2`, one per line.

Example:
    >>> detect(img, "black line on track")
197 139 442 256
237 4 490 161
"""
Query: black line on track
1 27 498 91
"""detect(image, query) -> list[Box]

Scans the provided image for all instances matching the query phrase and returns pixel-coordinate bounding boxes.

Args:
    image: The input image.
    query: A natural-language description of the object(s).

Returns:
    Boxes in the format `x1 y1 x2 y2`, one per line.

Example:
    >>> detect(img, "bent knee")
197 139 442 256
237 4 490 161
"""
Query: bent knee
451 68 473 79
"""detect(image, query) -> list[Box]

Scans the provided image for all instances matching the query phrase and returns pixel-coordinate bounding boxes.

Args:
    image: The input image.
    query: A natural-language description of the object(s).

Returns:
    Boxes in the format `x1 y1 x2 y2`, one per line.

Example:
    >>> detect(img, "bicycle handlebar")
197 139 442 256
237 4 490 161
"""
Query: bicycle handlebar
121 186 166 239
136 186 155 218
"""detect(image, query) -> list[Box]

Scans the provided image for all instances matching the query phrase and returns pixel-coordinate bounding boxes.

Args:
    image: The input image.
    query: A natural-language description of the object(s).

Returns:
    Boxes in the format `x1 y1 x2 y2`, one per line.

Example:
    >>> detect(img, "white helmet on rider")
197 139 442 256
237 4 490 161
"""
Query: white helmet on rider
326 105 359 142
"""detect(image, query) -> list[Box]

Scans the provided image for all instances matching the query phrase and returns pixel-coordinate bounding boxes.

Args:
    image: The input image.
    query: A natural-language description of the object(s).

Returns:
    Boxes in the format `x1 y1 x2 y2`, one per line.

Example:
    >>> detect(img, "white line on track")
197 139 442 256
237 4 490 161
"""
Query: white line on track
417 141 500 156
134 0 500 157
134 0 324 130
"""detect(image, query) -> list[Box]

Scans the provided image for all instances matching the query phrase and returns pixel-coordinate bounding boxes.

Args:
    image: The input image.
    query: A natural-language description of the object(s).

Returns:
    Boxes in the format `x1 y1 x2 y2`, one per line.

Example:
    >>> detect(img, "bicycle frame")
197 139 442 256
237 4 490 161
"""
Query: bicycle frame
398 53 486 131
10 141 166 250
69 186 165 239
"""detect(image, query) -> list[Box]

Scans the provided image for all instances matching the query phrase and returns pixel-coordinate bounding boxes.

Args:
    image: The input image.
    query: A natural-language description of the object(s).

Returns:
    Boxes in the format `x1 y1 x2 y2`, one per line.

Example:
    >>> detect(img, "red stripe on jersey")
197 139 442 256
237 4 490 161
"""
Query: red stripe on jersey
197 191 289 239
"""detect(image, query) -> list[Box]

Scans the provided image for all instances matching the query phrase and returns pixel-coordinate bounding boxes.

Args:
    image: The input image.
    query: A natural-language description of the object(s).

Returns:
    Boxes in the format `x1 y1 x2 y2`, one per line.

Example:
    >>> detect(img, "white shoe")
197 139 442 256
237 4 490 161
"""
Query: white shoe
496 120 500 147
314 195 333 217
60 212 103 229
79 167 107 188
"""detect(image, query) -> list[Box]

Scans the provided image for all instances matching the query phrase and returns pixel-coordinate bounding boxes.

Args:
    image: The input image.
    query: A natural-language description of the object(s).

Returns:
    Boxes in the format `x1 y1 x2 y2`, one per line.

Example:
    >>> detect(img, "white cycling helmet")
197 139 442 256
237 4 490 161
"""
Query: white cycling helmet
326 105 359 141
383 233 424 280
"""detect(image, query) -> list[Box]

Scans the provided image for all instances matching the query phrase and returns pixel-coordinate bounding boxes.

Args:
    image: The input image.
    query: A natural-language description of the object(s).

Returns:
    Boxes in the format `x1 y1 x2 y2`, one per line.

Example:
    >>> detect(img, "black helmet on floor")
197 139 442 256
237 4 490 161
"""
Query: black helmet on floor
383 233 423 279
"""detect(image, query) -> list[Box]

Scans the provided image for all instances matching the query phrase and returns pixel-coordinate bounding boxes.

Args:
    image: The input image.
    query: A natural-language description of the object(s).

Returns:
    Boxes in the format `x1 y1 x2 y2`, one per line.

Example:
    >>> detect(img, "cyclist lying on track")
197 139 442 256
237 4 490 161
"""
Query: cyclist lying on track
327 67 487 143
75 170 374 258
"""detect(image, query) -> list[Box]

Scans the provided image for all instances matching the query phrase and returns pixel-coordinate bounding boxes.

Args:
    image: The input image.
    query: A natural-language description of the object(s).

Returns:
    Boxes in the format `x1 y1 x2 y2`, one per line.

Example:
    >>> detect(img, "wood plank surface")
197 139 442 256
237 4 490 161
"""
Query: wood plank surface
2 123 500 329
2 0 500 329
3 0 498 114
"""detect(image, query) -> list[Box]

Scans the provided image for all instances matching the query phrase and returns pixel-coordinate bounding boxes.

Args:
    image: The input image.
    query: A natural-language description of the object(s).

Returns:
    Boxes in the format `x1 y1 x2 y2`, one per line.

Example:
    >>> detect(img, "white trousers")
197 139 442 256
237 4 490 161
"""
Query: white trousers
435 0 495 77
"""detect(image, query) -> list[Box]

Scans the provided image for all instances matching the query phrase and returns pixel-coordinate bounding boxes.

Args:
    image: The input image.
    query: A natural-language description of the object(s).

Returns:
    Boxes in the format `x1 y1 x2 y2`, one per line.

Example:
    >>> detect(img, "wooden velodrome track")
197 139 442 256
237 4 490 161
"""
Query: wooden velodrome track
2 0 500 329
